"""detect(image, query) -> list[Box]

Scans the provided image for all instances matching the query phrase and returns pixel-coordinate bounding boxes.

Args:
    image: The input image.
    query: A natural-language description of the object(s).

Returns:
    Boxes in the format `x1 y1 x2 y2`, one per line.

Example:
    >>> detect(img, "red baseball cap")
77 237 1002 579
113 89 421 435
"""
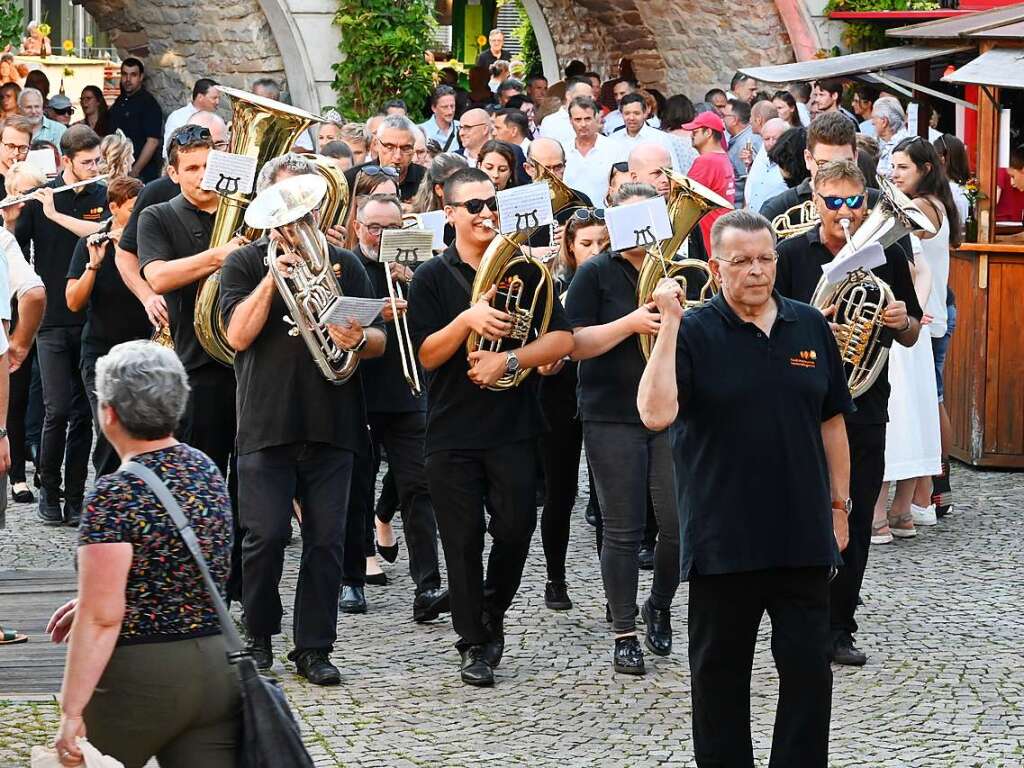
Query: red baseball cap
682 112 726 133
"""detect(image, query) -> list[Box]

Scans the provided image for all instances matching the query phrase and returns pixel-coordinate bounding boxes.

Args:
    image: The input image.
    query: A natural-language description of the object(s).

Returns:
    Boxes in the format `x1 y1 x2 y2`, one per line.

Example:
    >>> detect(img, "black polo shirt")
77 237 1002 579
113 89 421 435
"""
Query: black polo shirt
355 245 425 415
14 176 108 329
107 88 164 183
137 194 216 373
344 162 426 204
407 242 571 455
118 175 179 255
564 249 647 424
775 225 922 425
475 49 504 68
675 292 854 579
219 238 381 455
68 238 152 354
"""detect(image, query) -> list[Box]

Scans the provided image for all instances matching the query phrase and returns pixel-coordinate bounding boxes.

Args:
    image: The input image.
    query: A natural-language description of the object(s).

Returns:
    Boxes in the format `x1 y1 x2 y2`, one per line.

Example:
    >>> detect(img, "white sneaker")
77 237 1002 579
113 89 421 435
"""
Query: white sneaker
911 503 937 526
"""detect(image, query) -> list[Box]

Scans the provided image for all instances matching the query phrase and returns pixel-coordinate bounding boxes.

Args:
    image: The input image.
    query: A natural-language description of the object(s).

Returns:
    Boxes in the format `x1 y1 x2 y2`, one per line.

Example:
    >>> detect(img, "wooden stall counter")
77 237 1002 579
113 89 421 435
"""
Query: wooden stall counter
946 241 1024 467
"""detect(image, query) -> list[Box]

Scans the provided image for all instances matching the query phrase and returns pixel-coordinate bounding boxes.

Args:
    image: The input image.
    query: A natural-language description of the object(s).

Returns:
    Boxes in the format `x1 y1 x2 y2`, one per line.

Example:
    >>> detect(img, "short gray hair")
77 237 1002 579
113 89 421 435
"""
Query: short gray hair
710 209 776 254
375 115 417 139
611 182 657 206
872 96 905 133
95 341 190 440
256 152 316 192
252 77 281 99
17 87 42 108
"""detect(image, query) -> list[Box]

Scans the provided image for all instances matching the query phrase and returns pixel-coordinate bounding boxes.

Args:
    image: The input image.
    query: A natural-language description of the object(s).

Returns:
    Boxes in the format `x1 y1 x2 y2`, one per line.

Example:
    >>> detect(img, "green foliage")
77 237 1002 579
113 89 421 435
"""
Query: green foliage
0 1 25 51
825 0 939 51
332 0 436 119
513 2 541 77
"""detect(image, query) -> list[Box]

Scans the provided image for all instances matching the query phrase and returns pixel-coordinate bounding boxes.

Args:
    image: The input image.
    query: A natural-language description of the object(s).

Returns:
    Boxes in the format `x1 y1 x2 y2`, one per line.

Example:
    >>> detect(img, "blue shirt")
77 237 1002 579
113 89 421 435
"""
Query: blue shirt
420 115 459 150
34 117 66 151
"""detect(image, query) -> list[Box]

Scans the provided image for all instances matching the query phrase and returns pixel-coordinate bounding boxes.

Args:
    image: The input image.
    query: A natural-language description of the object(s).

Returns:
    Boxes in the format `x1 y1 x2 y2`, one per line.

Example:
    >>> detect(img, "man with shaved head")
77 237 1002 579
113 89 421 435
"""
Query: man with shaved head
524 137 593 257
628 142 673 199
455 108 493 168
744 117 789 213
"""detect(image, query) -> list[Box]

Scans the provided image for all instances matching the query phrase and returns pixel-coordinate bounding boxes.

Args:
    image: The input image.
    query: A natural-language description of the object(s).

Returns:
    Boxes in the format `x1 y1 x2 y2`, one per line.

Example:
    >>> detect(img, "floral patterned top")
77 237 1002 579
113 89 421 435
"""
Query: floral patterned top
79 443 232 645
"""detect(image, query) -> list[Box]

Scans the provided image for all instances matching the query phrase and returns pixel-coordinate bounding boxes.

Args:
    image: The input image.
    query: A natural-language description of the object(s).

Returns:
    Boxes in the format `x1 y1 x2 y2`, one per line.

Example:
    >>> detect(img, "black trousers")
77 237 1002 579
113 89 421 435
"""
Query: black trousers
239 442 353 650
425 439 538 650
341 439 377 588
81 346 121 478
689 567 832 768
583 421 680 634
7 343 36 484
539 382 583 583
830 423 886 639
36 326 92 502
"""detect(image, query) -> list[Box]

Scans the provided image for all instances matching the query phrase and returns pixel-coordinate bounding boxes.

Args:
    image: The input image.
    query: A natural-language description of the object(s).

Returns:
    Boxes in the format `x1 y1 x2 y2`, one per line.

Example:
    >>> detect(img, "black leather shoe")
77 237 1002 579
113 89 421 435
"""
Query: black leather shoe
339 585 367 614
482 612 504 668
613 636 645 675
376 541 399 564
459 645 494 686
63 499 82 528
289 648 341 686
247 636 273 670
831 635 867 666
638 546 655 570
585 502 599 527
11 481 34 503
37 489 63 526
413 587 450 623
544 581 572 611
641 599 672 656
365 571 388 586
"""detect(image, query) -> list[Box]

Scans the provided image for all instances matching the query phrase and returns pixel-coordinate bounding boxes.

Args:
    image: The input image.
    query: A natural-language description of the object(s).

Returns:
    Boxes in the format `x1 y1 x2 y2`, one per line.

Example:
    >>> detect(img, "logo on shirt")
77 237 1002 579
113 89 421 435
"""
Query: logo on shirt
790 349 817 368
83 207 105 221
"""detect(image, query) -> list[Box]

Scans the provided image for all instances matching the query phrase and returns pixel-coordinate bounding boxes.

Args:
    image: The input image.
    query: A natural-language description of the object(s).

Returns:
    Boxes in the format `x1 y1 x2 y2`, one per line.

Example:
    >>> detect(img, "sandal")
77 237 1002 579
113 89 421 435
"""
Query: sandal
0 625 28 645
871 519 893 545
888 511 917 539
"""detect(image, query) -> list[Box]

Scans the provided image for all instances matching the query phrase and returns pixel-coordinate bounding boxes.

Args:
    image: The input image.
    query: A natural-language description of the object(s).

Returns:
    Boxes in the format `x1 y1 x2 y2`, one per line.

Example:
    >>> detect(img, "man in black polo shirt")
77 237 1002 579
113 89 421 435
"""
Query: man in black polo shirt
107 57 164 182
344 192 447 621
344 115 426 204
776 160 921 668
637 209 853 768
66 176 151 477
15 124 107 526
408 168 574 686
220 158 385 686
475 29 506 68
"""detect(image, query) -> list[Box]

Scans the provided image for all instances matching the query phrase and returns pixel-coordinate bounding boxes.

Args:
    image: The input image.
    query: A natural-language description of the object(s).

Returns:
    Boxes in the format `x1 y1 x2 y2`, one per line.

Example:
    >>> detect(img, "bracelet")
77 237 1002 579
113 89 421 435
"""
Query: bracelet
86 264 99 271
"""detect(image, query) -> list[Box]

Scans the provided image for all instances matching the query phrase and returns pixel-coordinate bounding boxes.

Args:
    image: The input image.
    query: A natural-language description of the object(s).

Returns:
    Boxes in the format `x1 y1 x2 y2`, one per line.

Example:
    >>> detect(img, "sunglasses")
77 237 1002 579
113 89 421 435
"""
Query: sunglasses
172 125 212 145
817 192 865 211
611 161 629 173
449 196 497 214
573 207 605 223
363 164 399 179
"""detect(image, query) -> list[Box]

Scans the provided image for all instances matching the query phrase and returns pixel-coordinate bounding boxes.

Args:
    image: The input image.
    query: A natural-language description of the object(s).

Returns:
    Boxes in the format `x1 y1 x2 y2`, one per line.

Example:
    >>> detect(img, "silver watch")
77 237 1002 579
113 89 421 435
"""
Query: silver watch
350 330 368 354
504 351 520 375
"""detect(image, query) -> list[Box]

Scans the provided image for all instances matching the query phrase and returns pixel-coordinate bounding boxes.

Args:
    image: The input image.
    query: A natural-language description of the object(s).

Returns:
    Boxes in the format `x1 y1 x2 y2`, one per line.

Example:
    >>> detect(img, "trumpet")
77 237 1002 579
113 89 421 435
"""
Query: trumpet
383 261 422 397
0 175 109 209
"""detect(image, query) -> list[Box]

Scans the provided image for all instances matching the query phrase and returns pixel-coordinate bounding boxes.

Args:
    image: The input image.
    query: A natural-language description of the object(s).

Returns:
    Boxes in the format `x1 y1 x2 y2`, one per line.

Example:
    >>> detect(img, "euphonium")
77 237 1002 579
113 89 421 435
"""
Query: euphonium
301 153 350 235
772 199 819 239
194 86 324 366
637 169 732 359
244 174 359 384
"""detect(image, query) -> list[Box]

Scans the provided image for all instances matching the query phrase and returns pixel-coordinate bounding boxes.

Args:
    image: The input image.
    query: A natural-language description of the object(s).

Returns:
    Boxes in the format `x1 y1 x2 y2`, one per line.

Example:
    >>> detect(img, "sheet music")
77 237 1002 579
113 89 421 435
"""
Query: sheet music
379 229 435 265
605 197 672 252
321 296 388 328
200 151 258 196
26 149 57 177
821 242 887 286
497 182 553 234
417 209 448 249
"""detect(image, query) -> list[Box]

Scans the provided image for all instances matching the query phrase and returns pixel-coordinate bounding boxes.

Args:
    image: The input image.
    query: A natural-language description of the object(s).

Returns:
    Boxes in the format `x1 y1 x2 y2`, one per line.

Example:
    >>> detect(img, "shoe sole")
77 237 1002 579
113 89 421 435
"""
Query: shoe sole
891 529 917 538
832 656 867 667
302 673 341 686
870 534 893 545
37 514 64 527
413 595 450 623
613 663 646 676
911 518 937 526
339 605 367 615
644 635 671 657
545 600 572 611
461 675 494 686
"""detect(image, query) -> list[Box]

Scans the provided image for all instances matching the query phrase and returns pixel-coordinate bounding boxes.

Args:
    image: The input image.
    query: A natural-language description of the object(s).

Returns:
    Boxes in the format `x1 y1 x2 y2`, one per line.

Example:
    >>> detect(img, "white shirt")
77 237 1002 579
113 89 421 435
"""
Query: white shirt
539 108 576 151
743 147 788 215
564 134 627 208
949 181 969 232
602 109 624 136
163 102 198 158
0 227 38 321
420 115 459 149
609 123 667 153
877 127 911 178
797 101 811 127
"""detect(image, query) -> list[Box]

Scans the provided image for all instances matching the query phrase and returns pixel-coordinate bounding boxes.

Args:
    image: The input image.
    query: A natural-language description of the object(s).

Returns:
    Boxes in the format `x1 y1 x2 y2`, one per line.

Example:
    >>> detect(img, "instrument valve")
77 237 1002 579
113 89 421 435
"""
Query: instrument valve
282 315 301 337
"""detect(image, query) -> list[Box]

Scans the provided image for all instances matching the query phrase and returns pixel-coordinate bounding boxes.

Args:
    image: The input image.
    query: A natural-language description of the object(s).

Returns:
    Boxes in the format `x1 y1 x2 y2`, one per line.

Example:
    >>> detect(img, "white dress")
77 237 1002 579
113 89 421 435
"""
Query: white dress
883 218 947 481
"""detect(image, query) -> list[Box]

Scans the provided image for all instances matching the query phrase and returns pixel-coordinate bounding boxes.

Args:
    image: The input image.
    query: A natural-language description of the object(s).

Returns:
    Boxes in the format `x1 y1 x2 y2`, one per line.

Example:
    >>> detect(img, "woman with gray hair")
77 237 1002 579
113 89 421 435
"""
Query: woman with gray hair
47 340 240 767
871 96 909 178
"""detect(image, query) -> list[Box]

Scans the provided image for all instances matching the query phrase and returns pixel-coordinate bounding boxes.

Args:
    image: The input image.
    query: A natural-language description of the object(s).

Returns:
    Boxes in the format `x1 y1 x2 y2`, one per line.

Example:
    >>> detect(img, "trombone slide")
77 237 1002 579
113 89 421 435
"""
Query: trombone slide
383 263 422 397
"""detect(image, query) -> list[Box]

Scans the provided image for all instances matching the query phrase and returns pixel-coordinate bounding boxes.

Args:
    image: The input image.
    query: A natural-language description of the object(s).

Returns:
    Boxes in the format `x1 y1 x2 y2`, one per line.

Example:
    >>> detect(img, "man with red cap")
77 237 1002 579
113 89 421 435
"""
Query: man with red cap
681 112 735 254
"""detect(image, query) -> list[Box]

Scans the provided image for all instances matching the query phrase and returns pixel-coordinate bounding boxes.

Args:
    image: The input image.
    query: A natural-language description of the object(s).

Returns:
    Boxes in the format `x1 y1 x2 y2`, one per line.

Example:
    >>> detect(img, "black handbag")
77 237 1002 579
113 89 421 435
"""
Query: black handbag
121 461 315 768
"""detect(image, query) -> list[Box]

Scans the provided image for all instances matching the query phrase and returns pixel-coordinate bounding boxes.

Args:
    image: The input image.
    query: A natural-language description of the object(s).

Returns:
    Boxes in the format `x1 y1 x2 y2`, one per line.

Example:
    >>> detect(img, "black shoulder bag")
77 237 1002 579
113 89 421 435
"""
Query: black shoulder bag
121 461 314 768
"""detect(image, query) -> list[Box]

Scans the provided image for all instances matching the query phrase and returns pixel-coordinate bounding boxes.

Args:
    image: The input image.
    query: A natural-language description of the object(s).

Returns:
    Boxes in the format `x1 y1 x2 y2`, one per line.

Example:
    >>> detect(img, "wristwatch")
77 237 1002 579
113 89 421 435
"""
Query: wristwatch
832 498 853 516
349 330 368 354
0 427 7 439
504 351 520 376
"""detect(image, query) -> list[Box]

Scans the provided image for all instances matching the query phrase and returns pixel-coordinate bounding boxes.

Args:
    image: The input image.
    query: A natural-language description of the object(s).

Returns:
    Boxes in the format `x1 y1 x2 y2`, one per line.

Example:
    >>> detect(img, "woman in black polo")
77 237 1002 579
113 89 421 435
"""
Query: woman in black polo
538 208 609 611
564 183 680 676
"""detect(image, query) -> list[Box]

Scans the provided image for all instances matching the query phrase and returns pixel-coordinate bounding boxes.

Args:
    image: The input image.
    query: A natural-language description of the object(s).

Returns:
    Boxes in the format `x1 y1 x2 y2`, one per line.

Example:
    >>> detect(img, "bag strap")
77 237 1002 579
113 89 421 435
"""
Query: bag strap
441 128 457 152
120 460 247 662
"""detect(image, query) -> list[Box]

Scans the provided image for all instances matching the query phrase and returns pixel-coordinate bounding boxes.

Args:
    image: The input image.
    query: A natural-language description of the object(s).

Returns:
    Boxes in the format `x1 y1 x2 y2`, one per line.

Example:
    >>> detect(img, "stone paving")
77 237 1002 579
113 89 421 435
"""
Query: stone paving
1 461 1023 767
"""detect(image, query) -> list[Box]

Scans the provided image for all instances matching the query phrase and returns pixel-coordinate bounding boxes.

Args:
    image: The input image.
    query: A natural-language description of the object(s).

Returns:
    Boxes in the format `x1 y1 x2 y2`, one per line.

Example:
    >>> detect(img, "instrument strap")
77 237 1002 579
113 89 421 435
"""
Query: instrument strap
440 257 474 298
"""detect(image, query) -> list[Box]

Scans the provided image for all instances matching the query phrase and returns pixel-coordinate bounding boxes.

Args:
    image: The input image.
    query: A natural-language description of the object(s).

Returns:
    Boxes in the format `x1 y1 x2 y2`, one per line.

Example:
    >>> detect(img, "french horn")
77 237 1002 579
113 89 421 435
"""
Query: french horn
636 169 732 360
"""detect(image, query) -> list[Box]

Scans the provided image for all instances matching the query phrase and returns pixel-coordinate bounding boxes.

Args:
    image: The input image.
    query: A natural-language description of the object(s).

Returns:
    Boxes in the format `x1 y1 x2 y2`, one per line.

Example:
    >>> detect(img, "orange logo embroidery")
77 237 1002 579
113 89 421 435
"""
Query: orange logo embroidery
790 349 817 368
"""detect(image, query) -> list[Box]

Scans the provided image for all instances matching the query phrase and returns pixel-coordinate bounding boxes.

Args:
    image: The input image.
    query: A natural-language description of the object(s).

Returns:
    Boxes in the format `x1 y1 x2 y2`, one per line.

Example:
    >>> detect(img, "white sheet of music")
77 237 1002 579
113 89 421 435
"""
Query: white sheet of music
322 296 388 328
379 229 435 265
605 197 672 252
497 182 553 234
821 242 887 286
26 149 57 177
200 151 258 195
416 209 448 249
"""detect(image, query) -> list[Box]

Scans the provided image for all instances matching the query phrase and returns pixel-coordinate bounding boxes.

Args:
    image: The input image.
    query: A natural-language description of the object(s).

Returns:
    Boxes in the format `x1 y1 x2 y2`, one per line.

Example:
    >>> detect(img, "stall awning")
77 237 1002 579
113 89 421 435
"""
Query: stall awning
887 2 1024 39
942 47 1024 89
738 44 973 84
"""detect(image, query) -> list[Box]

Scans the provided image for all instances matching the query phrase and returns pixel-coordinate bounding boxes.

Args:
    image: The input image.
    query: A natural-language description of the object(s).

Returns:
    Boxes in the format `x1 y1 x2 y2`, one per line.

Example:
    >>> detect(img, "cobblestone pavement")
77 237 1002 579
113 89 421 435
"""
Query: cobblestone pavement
2 462 1022 767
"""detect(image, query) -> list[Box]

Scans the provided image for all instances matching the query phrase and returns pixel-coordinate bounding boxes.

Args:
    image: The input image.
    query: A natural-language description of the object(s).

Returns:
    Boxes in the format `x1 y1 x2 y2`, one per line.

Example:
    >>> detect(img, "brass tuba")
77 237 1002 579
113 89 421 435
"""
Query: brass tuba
636 169 733 359
301 153 350 235
244 174 359 384
193 86 324 366
772 199 819 239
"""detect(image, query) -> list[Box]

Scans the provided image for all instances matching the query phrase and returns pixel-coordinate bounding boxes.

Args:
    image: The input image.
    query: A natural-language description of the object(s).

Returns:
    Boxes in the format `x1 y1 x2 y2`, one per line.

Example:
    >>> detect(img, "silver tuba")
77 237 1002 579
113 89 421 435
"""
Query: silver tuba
244 174 359 384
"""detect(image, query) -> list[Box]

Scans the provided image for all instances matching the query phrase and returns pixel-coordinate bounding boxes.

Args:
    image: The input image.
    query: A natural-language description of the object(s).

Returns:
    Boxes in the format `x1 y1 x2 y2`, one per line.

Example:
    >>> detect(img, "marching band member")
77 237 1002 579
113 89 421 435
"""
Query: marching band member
219 155 385 685
564 182 680 676
775 160 922 666
408 167 573 687
637 209 852 768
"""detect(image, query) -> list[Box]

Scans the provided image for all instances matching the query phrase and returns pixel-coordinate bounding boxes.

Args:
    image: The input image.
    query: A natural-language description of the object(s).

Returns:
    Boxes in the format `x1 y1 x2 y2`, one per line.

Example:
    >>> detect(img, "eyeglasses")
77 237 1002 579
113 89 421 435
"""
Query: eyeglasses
52 108 73 116
573 207 605 223
362 165 399 179
171 125 212 146
529 159 565 174
363 223 402 236
212 140 229 151
377 140 414 156
2 141 29 156
716 252 778 269
449 196 497 214
459 123 487 132
817 192 865 211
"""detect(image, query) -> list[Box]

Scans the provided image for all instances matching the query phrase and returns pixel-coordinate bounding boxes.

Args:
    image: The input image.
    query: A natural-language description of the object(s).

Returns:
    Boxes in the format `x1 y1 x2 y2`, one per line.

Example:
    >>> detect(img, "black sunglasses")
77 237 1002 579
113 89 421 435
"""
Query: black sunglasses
172 125 212 145
450 196 497 215
611 161 629 173
363 164 399 179
573 207 605 223
817 192 865 211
